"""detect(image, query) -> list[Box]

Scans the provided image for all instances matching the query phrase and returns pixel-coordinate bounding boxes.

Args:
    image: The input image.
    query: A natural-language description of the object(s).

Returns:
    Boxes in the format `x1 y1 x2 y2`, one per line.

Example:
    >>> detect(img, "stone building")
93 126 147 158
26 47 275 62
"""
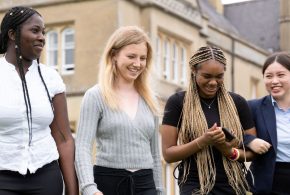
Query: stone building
1 0 288 194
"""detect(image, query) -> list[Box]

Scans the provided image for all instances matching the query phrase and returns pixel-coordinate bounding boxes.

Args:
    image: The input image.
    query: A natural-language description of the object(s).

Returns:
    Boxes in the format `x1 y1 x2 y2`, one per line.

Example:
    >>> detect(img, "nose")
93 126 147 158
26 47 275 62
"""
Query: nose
208 78 219 86
271 76 279 84
133 59 141 67
38 33 45 44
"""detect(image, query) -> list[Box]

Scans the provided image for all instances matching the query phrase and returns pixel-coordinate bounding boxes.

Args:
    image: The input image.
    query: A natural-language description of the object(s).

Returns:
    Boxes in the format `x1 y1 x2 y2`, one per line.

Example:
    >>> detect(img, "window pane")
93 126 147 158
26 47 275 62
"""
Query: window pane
65 33 74 43
65 49 74 64
62 28 75 73
46 31 58 67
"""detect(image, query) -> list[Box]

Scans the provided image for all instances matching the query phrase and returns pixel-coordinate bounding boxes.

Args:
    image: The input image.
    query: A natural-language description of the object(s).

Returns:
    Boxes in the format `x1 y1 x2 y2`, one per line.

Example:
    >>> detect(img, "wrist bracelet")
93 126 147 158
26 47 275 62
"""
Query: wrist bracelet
228 148 240 161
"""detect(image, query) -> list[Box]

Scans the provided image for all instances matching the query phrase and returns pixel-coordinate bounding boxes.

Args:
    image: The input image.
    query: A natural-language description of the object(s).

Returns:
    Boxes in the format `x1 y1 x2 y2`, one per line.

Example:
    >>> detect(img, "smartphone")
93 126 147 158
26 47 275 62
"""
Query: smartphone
222 127 235 141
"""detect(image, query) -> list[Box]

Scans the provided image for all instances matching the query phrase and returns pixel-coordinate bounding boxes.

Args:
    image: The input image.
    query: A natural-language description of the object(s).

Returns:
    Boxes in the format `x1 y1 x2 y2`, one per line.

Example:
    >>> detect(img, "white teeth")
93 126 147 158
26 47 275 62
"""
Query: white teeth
128 68 139 72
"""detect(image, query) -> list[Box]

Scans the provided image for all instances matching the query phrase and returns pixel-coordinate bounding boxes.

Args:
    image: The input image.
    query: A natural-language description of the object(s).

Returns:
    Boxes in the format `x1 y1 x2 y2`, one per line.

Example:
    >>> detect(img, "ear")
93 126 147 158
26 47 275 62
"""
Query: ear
191 66 196 74
8 29 16 41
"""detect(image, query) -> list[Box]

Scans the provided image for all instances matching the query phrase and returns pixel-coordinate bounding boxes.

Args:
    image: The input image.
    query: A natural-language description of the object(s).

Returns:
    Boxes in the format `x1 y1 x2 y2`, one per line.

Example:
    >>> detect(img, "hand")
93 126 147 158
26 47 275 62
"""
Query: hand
201 123 225 146
247 138 271 154
214 137 239 156
94 192 103 195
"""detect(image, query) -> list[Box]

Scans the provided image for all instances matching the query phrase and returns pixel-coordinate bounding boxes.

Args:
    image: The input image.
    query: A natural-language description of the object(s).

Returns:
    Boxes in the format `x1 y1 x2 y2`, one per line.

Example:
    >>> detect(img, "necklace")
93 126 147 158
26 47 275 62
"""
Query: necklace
200 98 216 109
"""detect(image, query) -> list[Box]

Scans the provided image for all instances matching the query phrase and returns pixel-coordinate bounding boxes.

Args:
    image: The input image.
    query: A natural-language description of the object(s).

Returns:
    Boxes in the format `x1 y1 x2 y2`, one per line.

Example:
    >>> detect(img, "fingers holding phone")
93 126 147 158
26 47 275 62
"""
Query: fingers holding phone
222 127 236 141
204 124 226 145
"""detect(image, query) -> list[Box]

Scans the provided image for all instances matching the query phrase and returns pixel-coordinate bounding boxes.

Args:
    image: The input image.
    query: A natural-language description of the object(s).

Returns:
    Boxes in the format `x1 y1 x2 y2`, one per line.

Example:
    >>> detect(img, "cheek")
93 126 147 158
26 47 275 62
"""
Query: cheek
264 81 272 90
196 80 206 90
141 62 147 69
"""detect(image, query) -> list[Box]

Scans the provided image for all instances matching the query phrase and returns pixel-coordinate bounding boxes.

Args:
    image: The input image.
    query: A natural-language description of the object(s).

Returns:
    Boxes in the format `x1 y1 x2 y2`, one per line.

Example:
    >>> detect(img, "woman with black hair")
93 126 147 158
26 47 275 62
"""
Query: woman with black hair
0 6 78 195
247 52 290 194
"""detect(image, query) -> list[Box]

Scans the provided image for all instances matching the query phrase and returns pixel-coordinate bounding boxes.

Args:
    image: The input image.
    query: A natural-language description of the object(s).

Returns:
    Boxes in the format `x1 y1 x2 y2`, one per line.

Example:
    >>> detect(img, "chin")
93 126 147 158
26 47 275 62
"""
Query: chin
271 93 283 99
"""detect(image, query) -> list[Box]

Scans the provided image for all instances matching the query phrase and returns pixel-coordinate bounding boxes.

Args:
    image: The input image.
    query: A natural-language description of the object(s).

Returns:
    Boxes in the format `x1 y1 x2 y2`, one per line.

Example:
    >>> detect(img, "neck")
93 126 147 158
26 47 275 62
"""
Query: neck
5 51 33 69
115 77 136 91
275 95 290 110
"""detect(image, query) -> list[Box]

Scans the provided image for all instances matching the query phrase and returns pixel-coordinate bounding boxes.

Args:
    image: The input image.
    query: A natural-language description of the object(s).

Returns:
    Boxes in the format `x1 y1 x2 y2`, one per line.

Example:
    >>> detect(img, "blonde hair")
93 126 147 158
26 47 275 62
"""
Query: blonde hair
179 46 248 194
98 26 158 114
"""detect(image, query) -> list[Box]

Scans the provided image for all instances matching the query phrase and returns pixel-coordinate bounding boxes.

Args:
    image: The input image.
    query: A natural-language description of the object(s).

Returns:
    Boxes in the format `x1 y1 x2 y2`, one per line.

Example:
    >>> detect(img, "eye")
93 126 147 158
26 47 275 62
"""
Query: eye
265 75 272 79
202 75 211 79
127 55 135 59
31 28 38 33
140 56 147 61
216 74 224 79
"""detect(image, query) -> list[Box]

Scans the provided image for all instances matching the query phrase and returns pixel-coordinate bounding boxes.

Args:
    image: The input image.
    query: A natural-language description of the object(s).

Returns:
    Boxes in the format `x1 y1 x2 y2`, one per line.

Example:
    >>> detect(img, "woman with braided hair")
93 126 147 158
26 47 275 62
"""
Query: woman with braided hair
0 6 78 195
161 46 257 195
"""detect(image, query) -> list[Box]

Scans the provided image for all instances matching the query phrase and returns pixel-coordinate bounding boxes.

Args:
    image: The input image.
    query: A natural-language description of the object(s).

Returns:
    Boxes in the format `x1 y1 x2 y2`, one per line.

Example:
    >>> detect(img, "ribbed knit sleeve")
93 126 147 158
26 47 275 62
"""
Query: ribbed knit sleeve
152 116 165 195
75 86 101 195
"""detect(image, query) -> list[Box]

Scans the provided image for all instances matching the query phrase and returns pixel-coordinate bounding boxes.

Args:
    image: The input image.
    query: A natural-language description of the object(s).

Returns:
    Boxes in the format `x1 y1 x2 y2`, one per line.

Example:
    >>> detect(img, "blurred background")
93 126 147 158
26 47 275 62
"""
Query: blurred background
1 0 289 194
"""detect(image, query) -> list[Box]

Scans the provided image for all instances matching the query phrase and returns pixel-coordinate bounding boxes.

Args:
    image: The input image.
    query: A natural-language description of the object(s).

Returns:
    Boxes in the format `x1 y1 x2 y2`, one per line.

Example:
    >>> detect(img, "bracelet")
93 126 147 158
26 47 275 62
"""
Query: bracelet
228 148 240 161
196 139 202 150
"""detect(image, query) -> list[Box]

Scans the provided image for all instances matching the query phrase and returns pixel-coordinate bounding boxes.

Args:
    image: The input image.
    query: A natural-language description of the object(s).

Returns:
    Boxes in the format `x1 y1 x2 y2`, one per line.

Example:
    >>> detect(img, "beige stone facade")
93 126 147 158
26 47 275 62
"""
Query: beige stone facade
1 0 284 194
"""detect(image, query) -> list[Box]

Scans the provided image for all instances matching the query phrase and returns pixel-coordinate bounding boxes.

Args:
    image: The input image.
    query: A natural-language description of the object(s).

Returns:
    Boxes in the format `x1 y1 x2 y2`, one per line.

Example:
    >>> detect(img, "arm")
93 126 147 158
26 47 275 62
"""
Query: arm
151 117 164 195
161 93 226 163
244 128 271 156
217 94 270 161
75 89 103 195
214 127 268 162
50 93 79 195
245 100 272 155
161 123 226 163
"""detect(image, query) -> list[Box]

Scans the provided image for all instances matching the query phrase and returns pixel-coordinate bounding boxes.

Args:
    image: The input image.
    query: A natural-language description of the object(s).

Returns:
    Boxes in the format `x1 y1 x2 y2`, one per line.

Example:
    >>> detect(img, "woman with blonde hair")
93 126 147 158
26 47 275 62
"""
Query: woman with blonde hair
161 46 257 195
75 26 164 195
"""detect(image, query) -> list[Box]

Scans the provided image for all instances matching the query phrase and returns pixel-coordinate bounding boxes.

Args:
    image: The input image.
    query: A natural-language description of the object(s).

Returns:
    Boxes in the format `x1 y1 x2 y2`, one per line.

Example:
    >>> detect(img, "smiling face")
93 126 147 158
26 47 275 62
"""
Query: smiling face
263 62 290 101
113 42 147 84
19 13 45 61
194 59 225 98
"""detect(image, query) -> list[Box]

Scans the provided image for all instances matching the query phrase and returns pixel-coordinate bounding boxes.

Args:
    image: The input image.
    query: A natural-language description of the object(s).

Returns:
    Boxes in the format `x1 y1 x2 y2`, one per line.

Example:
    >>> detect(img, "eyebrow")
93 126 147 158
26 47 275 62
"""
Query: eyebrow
200 73 224 76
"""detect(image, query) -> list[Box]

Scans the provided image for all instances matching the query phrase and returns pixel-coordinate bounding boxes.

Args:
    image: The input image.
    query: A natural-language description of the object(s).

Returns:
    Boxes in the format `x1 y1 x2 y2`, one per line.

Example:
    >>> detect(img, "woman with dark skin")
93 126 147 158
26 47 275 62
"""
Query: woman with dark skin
161 46 257 195
0 6 78 195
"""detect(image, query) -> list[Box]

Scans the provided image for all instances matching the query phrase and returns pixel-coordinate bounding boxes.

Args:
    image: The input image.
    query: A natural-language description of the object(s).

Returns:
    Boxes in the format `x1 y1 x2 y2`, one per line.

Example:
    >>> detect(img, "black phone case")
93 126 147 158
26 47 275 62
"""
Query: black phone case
222 127 235 141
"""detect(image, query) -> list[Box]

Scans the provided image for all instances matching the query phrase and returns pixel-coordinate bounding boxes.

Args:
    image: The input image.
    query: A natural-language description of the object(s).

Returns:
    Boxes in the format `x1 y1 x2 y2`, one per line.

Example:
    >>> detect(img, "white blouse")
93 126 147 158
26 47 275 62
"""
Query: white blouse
0 57 65 175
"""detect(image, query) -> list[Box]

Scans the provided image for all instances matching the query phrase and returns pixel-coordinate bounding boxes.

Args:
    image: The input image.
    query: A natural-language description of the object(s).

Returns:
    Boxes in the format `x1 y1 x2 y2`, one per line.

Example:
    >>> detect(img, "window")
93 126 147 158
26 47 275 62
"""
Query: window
180 47 187 84
45 26 75 75
172 43 178 83
155 32 189 85
62 28 75 74
163 40 170 79
46 31 58 69
251 77 259 99
155 36 162 78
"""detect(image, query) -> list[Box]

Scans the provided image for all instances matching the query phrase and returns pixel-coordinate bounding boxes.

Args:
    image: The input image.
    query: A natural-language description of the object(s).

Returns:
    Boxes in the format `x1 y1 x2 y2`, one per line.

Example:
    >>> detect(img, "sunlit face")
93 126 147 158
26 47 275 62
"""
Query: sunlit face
113 42 147 84
20 13 45 61
263 62 290 101
194 59 225 98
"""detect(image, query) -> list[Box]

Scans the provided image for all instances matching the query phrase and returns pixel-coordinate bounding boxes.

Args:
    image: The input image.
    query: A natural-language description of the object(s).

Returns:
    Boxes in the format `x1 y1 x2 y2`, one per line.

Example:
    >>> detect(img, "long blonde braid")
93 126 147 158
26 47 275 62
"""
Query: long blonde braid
178 46 248 194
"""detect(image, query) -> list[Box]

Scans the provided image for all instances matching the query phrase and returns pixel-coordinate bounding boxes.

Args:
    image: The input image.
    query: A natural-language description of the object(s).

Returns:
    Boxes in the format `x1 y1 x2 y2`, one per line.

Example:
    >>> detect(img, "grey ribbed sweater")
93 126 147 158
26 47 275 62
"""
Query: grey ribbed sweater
75 85 164 195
